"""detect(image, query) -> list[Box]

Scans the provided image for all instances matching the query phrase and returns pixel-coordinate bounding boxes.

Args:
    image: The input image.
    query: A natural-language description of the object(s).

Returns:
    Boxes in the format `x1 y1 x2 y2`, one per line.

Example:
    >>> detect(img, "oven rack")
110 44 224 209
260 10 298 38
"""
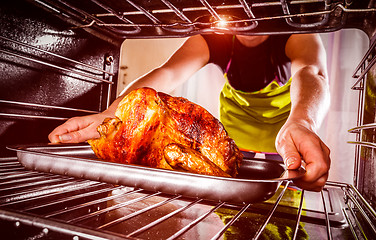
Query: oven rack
347 34 376 196
29 0 376 38
0 35 115 120
0 100 99 121
351 37 376 91
0 36 114 84
0 157 375 240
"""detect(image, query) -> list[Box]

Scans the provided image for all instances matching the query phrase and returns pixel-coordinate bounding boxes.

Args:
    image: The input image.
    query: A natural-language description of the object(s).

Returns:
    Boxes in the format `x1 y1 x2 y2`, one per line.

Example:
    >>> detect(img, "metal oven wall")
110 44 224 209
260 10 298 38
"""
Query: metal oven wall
358 34 376 209
0 0 120 157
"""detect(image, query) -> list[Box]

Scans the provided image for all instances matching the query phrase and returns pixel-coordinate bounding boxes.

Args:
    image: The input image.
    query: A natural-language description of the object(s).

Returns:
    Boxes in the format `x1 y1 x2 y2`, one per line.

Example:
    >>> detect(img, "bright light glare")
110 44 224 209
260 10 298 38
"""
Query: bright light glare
217 19 228 28
34 35 59 46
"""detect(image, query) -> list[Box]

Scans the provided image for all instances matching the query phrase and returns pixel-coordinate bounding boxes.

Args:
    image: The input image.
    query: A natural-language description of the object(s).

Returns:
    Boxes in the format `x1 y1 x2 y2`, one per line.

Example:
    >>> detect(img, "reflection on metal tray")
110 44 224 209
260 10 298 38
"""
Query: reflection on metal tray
8 143 305 203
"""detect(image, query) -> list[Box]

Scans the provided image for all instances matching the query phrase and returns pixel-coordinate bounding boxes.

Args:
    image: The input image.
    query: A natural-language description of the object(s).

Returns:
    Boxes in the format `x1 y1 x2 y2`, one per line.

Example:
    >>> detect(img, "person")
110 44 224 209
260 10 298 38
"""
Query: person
49 33 331 192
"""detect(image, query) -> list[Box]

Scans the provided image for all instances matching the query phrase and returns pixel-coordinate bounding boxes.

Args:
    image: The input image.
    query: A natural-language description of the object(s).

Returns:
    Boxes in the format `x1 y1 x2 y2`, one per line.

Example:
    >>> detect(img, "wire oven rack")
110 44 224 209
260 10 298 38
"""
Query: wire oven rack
0 157 375 240
29 0 376 38
347 32 376 212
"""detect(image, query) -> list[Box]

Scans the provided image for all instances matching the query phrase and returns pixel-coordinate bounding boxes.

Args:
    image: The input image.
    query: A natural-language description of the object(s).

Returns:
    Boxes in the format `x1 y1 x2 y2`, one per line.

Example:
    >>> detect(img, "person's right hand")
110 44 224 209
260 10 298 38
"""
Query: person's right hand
48 112 111 143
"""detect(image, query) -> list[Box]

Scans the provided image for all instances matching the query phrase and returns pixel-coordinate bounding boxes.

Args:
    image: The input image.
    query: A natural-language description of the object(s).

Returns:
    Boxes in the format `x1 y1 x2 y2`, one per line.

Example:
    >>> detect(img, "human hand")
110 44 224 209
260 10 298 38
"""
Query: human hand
48 113 111 143
275 119 331 191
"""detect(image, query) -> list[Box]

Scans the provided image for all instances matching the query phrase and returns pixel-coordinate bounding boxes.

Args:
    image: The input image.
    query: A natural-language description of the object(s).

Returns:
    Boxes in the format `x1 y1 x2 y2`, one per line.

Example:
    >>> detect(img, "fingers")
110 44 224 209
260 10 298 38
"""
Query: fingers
56 127 99 143
277 140 302 170
48 121 73 143
294 173 329 192
48 116 101 143
276 123 331 192
48 130 62 143
275 125 303 171
278 141 327 191
291 140 330 191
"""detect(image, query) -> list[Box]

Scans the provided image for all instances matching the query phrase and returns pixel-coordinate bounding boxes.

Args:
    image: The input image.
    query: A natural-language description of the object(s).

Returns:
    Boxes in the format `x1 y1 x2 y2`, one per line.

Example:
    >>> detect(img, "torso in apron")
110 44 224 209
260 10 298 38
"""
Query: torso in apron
219 39 292 153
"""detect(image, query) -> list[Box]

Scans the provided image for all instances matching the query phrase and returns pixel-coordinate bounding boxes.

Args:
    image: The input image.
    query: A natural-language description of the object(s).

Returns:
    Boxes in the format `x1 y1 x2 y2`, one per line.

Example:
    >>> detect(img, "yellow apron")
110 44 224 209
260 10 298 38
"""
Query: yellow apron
220 76 292 153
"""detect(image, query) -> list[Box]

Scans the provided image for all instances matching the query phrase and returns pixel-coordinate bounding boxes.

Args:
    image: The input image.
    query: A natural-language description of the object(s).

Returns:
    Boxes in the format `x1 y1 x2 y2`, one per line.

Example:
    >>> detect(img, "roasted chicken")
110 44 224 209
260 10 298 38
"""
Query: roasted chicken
88 87 242 177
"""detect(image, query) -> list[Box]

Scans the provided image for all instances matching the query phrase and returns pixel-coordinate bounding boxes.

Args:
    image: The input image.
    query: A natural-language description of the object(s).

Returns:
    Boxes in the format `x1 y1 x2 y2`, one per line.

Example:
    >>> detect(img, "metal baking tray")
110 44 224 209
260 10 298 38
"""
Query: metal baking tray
8 143 305 203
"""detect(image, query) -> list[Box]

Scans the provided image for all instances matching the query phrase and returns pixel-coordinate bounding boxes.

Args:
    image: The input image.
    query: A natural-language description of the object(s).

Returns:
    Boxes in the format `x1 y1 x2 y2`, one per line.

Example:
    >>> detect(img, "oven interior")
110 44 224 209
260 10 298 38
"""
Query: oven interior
1 0 376 239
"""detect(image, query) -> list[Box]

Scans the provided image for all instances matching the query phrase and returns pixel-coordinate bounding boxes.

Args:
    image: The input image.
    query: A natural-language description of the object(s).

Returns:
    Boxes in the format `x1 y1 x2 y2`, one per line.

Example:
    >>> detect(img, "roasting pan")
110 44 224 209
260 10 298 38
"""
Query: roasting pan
8 143 305 203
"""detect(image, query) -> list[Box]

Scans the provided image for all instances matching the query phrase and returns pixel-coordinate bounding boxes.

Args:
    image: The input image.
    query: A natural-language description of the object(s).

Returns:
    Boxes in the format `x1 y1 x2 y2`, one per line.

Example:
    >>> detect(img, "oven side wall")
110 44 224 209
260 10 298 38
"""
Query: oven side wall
360 36 376 208
0 1 120 157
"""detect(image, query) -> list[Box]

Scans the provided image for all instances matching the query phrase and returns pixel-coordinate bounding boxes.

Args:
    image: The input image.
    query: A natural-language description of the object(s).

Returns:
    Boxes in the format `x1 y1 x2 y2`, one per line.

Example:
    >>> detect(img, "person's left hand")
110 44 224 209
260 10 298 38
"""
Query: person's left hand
275 118 331 191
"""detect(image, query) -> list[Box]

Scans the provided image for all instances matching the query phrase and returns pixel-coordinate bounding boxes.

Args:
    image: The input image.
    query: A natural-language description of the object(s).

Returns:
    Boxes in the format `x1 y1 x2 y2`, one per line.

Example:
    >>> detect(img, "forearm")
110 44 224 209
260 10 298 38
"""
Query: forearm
120 66 179 96
274 33 331 191
107 35 209 117
288 65 330 131
276 66 331 191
